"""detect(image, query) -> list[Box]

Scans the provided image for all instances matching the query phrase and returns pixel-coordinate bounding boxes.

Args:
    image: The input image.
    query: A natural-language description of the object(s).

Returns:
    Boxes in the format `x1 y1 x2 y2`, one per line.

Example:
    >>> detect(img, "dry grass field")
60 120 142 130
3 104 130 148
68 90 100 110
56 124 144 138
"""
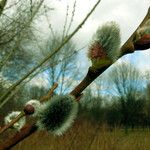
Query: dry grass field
5 119 150 150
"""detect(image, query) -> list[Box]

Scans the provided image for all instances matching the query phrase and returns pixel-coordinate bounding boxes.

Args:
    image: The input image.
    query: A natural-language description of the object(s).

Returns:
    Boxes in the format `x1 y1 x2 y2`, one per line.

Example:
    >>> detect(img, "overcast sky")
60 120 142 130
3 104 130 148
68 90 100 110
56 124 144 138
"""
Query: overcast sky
29 0 150 91
43 0 150 74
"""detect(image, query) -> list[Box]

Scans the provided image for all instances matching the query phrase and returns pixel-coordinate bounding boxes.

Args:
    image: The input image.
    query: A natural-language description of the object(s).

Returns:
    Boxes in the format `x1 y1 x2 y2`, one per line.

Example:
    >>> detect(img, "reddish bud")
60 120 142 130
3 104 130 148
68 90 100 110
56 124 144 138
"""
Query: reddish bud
88 42 107 59
134 34 150 50
24 104 35 115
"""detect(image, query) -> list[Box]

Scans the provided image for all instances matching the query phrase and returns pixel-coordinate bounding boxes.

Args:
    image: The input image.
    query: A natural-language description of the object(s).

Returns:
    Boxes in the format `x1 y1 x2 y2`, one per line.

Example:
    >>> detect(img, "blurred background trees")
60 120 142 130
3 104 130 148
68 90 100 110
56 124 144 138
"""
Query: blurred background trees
79 61 150 131
0 0 80 119
0 0 150 131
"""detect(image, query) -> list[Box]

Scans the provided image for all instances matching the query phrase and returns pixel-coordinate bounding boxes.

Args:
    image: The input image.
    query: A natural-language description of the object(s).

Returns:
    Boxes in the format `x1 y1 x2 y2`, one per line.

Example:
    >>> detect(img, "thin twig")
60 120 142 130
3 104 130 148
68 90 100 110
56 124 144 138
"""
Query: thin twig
0 112 25 134
62 4 69 40
2 2 150 150
40 83 58 102
44 5 55 39
70 7 150 98
0 0 102 108
0 83 58 135
0 1 102 149
0 0 45 70
0 0 7 16
65 0 76 36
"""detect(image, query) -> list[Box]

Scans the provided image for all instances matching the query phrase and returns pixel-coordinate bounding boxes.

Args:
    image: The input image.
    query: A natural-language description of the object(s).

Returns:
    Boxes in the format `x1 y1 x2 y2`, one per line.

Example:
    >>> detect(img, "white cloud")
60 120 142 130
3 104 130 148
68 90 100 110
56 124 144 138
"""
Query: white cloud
43 0 150 74
45 0 150 45
28 75 49 88
43 0 150 70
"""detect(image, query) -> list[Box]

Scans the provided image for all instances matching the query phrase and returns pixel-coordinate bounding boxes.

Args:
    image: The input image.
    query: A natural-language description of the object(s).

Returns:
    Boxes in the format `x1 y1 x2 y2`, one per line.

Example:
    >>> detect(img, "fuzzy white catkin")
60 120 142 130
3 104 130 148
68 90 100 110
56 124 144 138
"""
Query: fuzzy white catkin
25 99 41 111
4 111 26 131
93 21 121 61
36 95 78 136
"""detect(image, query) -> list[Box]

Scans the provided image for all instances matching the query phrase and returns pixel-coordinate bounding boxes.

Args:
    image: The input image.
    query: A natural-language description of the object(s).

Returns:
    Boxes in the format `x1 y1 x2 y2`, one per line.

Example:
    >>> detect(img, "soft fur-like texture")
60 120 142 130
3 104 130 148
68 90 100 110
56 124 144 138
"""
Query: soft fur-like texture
4 111 26 131
91 21 121 61
36 95 78 136
136 19 150 41
25 99 41 115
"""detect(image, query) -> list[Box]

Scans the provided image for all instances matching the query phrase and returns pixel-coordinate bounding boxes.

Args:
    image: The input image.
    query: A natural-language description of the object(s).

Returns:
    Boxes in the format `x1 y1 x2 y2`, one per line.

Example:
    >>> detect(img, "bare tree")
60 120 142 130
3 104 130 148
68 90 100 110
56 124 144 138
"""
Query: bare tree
0 0 101 107
108 62 145 131
143 72 150 127
38 34 79 94
0 0 46 82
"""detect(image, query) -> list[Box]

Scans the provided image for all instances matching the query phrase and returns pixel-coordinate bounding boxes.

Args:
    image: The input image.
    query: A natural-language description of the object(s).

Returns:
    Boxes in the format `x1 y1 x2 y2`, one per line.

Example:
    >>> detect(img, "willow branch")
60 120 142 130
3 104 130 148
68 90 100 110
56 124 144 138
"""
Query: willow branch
0 112 25 134
70 7 150 97
0 83 58 135
121 7 150 55
40 83 58 102
0 0 44 70
0 0 7 16
0 124 37 150
0 3 149 150
0 0 101 108
0 1 102 149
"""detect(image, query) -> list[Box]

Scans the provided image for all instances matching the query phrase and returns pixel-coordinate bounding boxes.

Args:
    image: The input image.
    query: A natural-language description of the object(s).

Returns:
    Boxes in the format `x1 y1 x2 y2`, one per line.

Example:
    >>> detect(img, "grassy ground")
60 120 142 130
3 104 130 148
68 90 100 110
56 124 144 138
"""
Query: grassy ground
7 120 150 150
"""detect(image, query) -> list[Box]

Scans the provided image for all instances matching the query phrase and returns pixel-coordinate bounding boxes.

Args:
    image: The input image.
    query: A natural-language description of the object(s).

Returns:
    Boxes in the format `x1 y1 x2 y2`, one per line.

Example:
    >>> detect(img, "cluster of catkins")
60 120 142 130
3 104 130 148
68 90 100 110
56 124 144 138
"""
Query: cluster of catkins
4 99 41 131
88 20 150 69
3 21 127 136
5 95 78 136
4 20 149 136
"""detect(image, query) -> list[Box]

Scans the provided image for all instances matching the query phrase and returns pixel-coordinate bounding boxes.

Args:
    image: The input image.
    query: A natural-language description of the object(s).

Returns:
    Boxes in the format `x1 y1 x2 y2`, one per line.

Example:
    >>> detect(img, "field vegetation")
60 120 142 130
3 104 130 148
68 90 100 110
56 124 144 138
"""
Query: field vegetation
10 119 150 150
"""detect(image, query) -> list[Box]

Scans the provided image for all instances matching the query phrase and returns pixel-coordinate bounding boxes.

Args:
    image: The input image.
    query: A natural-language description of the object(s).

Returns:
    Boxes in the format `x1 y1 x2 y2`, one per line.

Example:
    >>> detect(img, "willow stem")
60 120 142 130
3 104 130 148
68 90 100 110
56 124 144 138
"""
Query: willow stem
0 112 25 134
0 3 150 150
0 83 58 135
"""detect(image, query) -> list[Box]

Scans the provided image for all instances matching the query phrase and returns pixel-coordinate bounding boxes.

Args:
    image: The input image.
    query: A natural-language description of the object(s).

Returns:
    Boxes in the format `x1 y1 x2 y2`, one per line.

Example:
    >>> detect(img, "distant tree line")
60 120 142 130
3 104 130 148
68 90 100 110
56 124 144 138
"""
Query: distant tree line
1 59 150 132
79 62 150 131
